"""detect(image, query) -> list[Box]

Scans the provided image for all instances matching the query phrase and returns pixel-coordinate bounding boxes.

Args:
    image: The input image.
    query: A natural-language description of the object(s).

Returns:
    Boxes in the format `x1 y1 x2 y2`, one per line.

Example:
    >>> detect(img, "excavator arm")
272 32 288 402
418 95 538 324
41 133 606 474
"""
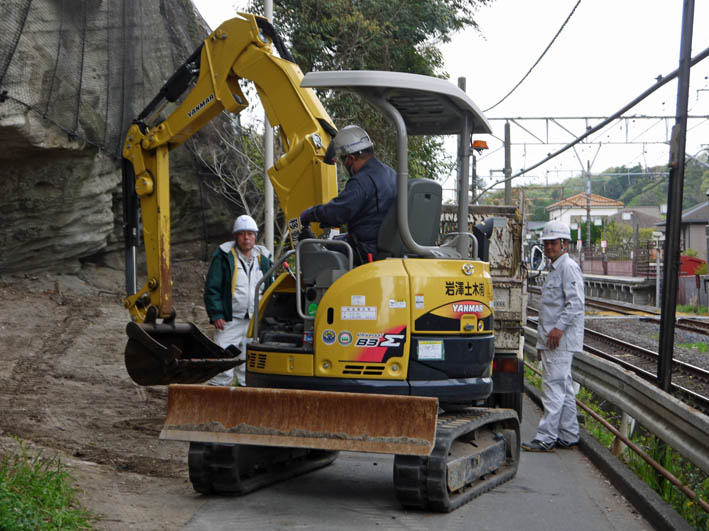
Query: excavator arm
122 13 338 323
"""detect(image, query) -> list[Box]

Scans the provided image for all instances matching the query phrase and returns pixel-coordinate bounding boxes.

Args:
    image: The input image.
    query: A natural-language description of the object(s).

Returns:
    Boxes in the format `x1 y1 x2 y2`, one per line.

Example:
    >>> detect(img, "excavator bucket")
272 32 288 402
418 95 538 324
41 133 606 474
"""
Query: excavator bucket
125 322 240 386
160 385 438 456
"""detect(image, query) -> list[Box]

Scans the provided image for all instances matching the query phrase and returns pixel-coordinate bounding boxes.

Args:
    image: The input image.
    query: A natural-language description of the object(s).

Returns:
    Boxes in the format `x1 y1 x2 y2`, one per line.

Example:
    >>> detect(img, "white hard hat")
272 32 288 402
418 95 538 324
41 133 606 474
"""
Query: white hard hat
540 220 571 241
233 214 259 234
332 125 373 156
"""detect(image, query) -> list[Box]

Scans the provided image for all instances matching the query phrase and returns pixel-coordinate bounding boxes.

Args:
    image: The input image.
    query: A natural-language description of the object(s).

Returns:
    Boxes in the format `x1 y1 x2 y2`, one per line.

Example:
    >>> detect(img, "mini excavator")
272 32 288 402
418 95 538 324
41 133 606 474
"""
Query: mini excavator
121 13 520 512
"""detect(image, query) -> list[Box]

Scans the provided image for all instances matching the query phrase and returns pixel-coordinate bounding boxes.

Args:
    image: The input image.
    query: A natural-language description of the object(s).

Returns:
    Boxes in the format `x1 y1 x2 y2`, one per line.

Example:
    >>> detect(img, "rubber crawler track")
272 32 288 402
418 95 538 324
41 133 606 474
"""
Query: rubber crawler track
393 408 520 512
188 442 338 495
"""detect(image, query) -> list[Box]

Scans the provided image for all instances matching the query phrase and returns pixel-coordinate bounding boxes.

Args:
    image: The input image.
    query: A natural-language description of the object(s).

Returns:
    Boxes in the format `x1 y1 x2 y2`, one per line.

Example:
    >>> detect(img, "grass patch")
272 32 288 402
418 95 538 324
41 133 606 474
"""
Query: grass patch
0 441 96 530
524 363 541 389
677 342 709 352
525 374 709 528
676 342 709 353
677 304 709 315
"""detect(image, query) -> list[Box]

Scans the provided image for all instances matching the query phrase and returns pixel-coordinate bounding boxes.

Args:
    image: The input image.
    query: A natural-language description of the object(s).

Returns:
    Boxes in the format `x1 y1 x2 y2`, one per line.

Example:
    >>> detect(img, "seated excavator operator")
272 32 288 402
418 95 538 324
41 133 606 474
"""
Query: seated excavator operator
300 125 396 265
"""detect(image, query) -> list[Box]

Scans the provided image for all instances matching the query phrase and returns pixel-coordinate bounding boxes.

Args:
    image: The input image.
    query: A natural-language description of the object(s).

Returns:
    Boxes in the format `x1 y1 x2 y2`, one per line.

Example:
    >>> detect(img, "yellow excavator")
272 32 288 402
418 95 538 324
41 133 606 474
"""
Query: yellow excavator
121 13 520 512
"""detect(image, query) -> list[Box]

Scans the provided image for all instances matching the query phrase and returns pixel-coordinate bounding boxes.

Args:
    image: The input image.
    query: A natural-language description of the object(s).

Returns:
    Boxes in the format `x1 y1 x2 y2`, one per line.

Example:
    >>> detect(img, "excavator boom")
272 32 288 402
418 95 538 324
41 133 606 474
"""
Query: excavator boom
121 13 339 384
122 13 338 325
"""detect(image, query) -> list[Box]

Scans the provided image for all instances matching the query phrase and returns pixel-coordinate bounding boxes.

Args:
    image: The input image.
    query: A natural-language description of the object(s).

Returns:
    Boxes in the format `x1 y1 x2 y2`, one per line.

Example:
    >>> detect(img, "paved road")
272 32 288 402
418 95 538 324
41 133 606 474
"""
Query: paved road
183 395 651 530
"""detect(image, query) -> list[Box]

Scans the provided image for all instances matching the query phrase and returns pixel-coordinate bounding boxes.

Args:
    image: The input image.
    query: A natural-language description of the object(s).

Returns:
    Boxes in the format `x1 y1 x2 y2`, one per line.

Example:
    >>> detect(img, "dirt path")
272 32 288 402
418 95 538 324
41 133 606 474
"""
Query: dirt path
0 257 215 529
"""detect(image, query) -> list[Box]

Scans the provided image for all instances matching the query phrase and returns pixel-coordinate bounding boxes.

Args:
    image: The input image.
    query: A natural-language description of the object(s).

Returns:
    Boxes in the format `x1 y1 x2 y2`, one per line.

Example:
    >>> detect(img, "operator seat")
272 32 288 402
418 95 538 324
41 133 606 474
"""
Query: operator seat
377 178 442 258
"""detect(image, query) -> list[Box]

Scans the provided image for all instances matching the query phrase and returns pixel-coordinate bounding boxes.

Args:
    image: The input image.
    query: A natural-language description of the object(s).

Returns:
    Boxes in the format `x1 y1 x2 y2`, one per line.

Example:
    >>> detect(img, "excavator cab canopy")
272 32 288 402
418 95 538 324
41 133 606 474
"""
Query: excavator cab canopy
302 71 491 259
300 71 491 136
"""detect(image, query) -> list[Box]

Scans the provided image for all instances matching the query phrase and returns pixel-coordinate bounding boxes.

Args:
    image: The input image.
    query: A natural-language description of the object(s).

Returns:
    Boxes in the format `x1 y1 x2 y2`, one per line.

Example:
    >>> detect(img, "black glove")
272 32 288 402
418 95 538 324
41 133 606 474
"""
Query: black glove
300 207 315 227
299 226 316 241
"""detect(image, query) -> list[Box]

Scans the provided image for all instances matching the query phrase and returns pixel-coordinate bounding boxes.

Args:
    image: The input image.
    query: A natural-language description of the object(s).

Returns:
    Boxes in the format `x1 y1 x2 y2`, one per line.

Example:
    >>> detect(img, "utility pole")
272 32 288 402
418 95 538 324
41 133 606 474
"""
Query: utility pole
471 150 478 205
457 77 471 256
585 161 591 259
504 121 512 205
263 0 274 255
658 0 694 392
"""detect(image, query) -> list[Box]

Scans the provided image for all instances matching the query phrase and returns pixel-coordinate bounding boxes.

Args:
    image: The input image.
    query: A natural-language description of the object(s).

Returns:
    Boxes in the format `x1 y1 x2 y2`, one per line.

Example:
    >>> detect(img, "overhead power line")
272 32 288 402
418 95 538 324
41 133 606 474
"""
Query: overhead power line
483 0 582 113
474 44 709 201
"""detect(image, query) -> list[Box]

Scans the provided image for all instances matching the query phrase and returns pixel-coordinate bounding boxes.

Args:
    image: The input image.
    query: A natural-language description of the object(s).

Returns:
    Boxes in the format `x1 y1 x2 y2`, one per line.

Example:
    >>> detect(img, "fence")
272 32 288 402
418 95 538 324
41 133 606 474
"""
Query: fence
575 241 661 277
523 326 709 475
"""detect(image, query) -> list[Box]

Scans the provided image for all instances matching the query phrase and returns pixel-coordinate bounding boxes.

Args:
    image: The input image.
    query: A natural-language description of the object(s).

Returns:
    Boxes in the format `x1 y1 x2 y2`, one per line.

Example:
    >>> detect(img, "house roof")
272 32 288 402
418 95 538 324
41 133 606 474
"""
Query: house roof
654 201 709 227
546 193 624 211
607 208 662 228
681 201 709 223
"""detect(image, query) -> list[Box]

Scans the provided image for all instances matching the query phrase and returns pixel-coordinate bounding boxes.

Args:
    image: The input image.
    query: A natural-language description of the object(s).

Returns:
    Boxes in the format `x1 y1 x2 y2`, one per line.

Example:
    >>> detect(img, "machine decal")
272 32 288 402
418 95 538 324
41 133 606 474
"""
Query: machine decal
354 325 406 362
433 300 491 319
462 263 475 275
417 339 444 360
415 294 424 309
355 332 384 347
341 306 377 320
444 280 486 297
322 329 336 345
351 295 365 305
415 300 493 332
337 331 353 346
388 299 406 309
187 93 214 118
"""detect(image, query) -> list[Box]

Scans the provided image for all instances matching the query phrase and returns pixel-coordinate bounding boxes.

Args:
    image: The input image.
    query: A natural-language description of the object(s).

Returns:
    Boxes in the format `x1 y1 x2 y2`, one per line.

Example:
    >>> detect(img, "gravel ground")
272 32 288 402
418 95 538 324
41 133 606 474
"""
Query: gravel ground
528 294 709 371
583 315 709 370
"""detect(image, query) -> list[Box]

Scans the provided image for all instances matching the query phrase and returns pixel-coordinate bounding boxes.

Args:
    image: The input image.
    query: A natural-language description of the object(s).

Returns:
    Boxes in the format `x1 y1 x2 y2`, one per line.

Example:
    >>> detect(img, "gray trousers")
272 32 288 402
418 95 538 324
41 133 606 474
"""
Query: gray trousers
535 349 580 445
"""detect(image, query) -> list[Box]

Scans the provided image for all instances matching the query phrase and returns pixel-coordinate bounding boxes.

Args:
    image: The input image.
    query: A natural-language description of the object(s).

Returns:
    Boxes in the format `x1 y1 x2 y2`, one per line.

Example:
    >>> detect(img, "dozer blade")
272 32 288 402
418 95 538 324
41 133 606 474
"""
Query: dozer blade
125 322 240 386
160 385 438 456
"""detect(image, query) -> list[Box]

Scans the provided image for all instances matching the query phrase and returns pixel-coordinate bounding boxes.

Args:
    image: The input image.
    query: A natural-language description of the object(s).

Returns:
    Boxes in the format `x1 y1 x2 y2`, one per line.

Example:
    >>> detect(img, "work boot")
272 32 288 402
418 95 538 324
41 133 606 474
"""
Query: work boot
555 438 580 449
521 439 555 452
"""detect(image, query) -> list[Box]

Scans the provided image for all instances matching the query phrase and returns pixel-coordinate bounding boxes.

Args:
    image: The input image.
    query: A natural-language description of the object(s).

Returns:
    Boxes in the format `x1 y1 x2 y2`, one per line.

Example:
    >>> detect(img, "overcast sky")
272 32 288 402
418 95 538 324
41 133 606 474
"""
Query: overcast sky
192 1 709 197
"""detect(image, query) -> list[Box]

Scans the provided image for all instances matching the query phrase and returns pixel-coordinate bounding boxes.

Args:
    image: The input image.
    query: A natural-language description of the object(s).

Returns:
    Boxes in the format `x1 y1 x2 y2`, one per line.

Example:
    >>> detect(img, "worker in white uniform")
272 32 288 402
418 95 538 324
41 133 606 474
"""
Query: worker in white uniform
204 215 272 386
522 220 584 452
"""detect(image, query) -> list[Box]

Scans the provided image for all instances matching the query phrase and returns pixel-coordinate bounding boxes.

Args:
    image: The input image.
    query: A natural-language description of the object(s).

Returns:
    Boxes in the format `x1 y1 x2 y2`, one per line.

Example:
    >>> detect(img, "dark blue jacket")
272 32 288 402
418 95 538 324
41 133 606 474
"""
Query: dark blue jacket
303 157 396 260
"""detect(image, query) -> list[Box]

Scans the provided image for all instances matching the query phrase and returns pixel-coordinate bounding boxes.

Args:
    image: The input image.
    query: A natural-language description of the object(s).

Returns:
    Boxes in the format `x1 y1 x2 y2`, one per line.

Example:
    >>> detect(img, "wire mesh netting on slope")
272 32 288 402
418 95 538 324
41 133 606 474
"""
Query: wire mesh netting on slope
0 0 206 159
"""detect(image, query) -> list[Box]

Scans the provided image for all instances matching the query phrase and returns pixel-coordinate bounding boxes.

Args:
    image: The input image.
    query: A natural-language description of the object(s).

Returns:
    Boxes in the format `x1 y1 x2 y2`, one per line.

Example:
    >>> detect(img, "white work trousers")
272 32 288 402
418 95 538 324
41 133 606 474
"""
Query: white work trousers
534 349 579 445
208 318 250 386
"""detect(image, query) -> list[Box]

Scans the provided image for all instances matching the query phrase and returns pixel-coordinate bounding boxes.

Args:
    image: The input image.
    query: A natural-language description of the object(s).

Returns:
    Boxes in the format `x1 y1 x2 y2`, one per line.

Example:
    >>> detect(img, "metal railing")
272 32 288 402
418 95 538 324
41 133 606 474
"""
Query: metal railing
523 326 709 476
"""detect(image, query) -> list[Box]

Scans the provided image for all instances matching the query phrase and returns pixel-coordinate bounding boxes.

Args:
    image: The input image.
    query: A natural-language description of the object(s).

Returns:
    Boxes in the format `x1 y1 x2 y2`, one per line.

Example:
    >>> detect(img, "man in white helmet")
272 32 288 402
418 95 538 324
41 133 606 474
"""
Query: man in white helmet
300 125 396 265
522 220 584 452
203 214 272 386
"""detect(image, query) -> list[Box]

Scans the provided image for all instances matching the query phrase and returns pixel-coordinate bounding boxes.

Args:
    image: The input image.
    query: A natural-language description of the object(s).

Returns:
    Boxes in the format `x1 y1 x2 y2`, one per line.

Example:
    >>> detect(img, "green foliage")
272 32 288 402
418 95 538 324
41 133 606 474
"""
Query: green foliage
677 304 709 314
493 182 585 218
624 431 709 529
683 248 699 257
524 372 708 528
572 220 603 245
602 220 632 247
638 227 655 241
247 0 491 178
0 442 95 530
546 156 709 213
676 342 709 352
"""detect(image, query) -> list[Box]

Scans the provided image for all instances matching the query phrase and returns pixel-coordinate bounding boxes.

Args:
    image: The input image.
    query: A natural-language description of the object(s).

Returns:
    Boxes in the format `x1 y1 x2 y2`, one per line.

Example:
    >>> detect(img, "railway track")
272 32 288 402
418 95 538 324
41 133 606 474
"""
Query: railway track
528 285 709 336
526 308 709 412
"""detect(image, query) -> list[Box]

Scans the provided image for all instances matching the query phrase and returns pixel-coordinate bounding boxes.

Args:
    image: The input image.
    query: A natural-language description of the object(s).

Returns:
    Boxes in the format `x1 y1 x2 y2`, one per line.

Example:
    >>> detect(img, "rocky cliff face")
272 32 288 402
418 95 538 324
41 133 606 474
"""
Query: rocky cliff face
0 0 234 274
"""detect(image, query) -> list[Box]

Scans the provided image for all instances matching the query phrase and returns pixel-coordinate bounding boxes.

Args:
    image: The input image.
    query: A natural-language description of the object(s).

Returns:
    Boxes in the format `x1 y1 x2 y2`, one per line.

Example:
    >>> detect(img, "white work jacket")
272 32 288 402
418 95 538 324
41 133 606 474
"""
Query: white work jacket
220 242 268 320
535 252 585 352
